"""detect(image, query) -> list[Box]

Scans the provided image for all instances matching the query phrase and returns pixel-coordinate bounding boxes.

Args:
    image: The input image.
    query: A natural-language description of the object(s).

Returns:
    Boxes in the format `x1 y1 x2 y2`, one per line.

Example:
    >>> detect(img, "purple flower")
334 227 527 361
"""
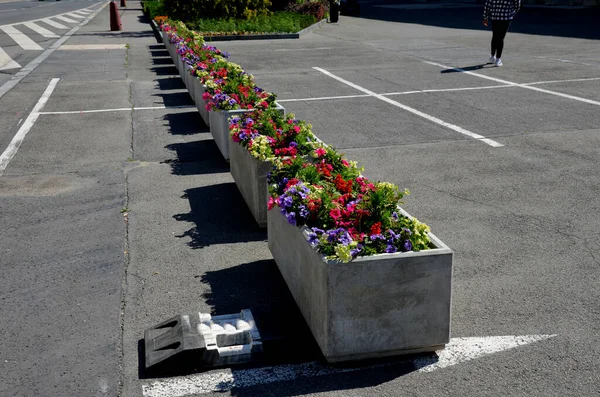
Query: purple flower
282 195 293 208
403 240 413 251
289 141 298 148
308 232 319 246
228 99 237 106
392 211 399 221
209 58 217 64
369 234 384 241
402 228 412 236
230 117 241 125
388 229 400 241
338 231 352 246
299 205 309 219
286 212 296 226
311 227 324 235
385 244 397 253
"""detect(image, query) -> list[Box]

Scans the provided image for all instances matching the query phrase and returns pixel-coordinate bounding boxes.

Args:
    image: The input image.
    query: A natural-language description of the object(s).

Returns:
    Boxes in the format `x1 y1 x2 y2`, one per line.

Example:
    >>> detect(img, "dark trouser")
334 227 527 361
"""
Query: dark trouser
491 19 511 58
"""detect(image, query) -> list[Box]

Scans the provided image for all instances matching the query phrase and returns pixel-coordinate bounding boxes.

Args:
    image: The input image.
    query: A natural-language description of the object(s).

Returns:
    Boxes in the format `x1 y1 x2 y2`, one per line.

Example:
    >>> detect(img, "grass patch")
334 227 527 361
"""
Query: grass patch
189 12 318 35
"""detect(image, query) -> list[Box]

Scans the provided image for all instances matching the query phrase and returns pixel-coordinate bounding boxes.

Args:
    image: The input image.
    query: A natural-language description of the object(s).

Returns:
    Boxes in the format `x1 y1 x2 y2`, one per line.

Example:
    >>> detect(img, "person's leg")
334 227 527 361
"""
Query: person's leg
490 21 498 58
494 20 511 59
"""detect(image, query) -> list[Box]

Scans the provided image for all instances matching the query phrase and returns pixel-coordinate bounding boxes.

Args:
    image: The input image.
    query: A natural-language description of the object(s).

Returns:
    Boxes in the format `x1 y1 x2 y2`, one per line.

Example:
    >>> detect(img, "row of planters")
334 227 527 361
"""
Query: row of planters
157 17 454 363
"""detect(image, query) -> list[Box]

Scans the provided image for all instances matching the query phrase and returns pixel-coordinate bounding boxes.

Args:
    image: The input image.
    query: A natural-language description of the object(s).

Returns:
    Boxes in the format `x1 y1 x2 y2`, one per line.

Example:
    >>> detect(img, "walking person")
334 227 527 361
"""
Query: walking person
483 0 520 67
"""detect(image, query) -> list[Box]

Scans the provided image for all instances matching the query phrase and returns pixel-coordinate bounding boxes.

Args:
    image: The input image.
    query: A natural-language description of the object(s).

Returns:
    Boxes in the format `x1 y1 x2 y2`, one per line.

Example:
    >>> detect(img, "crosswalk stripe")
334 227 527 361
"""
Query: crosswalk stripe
71 10 91 16
65 13 86 19
0 26 43 50
40 18 68 29
54 15 78 23
23 22 60 38
0 46 21 71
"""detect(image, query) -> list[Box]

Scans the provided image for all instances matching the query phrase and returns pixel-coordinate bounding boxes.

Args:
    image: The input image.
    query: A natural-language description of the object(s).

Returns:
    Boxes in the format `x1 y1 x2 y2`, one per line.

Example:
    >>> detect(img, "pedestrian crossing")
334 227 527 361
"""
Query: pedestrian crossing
0 8 94 71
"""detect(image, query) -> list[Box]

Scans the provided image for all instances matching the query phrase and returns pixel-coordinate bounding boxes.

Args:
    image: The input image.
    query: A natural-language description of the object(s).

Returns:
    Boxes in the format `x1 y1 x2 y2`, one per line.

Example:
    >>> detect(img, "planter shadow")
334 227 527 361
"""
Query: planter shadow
155 77 185 91
150 49 169 57
151 57 174 66
150 65 179 76
164 141 229 175
200 259 322 365
162 111 207 135
154 91 193 107
173 183 266 248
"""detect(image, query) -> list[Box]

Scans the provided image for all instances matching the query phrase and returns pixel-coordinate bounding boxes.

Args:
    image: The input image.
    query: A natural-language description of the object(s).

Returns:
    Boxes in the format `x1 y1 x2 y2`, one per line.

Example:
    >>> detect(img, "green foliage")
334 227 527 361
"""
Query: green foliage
189 12 316 34
163 0 273 21
142 0 167 19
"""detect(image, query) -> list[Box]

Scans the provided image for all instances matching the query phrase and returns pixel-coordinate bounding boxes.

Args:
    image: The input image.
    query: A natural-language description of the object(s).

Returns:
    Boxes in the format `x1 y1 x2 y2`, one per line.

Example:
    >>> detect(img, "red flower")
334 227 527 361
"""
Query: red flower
370 222 382 236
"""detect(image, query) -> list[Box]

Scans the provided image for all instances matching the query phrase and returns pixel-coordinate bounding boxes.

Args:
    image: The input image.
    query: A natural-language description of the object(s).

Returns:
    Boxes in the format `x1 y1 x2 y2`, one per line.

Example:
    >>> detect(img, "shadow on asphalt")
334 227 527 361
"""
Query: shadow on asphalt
355 1 600 40
440 63 488 73
162 111 208 135
163 141 229 175
154 90 193 107
173 183 266 248
151 65 180 76
155 76 185 90
201 259 323 364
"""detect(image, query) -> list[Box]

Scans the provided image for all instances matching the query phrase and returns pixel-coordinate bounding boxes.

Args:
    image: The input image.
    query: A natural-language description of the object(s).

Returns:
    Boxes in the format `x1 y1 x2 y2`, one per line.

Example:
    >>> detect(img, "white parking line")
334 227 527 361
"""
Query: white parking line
23 21 60 38
523 76 600 86
0 46 20 70
38 105 194 115
277 93 371 103
40 18 68 29
314 66 504 147
0 25 43 50
141 334 555 396
424 60 600 107
0 78 60 176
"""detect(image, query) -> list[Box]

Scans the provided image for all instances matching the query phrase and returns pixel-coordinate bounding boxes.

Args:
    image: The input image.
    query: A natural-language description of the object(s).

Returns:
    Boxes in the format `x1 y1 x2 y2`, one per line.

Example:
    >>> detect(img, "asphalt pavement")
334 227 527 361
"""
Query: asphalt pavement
1 1 600 396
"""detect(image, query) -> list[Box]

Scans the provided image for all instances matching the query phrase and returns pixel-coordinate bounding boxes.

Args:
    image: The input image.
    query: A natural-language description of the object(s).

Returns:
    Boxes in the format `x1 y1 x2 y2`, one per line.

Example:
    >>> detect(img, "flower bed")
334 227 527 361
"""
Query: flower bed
155 16 454 363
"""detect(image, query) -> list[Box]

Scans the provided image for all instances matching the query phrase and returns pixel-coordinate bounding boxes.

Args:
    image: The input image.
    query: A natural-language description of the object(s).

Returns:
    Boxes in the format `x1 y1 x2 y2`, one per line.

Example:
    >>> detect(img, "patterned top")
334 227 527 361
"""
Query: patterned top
483 0 520 20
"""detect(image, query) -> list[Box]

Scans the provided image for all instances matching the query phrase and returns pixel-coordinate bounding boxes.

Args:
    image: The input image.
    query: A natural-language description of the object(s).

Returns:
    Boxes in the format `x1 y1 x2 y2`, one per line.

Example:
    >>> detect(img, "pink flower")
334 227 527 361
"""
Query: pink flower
330 208 342 220
315 148 326 157
268 196 275 210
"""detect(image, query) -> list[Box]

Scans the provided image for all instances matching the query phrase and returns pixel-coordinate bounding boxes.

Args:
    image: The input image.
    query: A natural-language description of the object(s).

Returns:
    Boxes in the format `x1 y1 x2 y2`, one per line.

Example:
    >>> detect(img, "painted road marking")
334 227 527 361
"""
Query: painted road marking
278 93 371 103
424 60 600 107
0 46 20 70
58 44 127 50
0 4 108 100
0 25 43 50
40 18 68 29
523 76 600 86
314 66 504 147
38 105 195 115
65 12 86 19
0 78 60 176
142 334 556 396
54 15 78 24
23 21 60 38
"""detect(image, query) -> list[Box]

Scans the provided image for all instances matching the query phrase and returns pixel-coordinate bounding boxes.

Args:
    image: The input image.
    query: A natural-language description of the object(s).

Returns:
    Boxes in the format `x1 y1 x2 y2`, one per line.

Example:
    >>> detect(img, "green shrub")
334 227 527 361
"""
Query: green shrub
189 12 316 34
142 0 167 19
163 0 273 21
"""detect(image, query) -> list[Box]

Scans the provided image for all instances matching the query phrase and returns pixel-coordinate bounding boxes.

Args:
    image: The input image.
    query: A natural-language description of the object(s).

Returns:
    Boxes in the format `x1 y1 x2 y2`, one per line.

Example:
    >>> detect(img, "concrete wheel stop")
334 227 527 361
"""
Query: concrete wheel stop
144 309 262 374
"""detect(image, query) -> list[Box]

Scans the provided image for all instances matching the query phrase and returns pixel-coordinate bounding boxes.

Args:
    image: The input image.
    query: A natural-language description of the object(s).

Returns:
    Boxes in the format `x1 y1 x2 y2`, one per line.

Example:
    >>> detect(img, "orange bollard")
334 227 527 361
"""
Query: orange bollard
120 0 126 7
110 1 122 31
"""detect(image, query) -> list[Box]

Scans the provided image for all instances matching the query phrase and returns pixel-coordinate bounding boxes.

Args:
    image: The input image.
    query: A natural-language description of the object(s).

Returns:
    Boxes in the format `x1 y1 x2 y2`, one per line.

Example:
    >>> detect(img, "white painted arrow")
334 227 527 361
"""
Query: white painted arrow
142 334 556 397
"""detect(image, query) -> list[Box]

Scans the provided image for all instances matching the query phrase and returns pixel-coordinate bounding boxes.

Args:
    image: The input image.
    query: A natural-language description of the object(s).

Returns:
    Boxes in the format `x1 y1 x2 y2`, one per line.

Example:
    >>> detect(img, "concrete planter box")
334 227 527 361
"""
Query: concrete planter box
191 78 210 126
230 141 273 228
182 64 194 101
267 208 453 363
208 103 285 161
